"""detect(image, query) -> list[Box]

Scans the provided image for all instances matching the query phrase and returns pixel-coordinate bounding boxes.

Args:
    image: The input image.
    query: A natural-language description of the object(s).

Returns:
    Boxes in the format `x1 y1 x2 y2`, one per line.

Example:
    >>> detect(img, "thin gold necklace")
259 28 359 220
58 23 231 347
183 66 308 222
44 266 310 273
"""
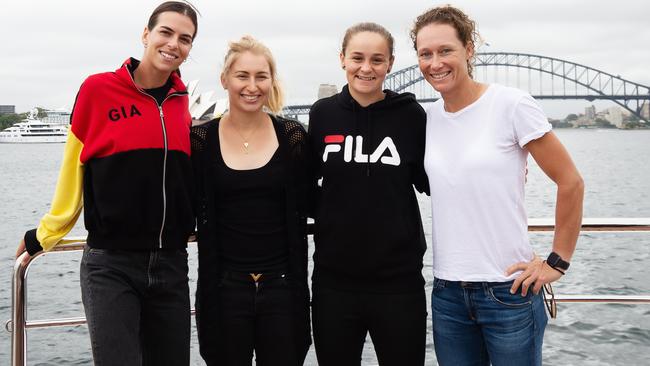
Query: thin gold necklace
226 116 261 154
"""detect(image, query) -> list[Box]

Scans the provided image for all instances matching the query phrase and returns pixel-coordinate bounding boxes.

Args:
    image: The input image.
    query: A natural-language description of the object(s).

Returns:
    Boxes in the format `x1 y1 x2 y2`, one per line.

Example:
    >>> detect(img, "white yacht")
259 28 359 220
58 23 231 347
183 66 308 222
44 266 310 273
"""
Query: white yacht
0 108 69 143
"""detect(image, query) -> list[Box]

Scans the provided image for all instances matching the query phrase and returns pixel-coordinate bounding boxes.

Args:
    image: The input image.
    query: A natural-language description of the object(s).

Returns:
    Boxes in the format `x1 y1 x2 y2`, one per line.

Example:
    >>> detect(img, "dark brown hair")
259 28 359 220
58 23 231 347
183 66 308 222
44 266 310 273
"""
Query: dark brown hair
147 1 199 40
410 5 479 78
341 22 394 57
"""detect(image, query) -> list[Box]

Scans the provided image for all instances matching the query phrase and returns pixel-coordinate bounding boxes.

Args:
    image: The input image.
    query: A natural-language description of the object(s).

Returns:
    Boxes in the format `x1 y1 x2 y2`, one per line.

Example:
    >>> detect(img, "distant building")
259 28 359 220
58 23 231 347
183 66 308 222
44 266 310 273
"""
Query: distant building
43 108 71 124
0 105 15 115
619 107 631 117
605 107 624 128
574 115 592 127
641 102 649 120
318 84 338 99
585 105 596 120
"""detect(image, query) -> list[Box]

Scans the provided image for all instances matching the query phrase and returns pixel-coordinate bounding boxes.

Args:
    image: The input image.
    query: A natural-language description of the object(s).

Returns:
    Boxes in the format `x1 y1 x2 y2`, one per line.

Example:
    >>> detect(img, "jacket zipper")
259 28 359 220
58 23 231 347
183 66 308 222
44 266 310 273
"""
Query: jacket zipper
155 93 187 248
125 67 187 249
157 105 168 249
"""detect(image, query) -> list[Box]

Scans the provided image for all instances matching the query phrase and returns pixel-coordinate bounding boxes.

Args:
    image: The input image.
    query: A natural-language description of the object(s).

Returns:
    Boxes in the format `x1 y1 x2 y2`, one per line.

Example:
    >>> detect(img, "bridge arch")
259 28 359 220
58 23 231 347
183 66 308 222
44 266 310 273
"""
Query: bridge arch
382 52 650 122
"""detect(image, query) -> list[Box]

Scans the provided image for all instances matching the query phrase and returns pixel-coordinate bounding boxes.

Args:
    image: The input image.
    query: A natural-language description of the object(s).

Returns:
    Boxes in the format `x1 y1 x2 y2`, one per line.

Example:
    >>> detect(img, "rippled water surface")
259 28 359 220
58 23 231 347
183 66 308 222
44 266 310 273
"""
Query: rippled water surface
1 129 649 365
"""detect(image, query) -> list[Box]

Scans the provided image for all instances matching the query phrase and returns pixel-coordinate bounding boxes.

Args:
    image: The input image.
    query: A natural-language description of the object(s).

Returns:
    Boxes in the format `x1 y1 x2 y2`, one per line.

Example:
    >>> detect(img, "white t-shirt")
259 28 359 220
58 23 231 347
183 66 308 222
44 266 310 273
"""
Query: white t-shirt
424 84 552 282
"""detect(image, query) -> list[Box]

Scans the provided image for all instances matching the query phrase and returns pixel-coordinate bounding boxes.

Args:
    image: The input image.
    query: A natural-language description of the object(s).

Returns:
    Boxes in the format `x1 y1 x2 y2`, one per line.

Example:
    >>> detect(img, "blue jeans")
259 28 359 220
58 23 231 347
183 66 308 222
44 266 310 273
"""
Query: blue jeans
431 278 547 366
80 247 190 366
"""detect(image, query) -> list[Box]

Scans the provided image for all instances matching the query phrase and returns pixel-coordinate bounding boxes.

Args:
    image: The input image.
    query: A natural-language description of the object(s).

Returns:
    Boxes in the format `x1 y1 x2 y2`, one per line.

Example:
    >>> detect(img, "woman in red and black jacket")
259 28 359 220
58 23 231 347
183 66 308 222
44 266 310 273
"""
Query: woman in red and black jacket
16 2 198 365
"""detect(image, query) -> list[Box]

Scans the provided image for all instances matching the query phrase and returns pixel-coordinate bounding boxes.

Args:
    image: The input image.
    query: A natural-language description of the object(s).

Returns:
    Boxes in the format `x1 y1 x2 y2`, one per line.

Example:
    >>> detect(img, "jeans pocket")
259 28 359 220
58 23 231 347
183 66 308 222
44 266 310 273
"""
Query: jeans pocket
432 278 446 292
159 249 189 274
87 247 109 255
488 286 533 307
82 247 113 269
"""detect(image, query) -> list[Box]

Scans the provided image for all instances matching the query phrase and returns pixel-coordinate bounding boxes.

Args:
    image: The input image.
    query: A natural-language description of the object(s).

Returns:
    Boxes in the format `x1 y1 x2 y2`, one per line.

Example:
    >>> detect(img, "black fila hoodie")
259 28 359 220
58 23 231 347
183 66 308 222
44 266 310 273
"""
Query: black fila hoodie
308 84 428 293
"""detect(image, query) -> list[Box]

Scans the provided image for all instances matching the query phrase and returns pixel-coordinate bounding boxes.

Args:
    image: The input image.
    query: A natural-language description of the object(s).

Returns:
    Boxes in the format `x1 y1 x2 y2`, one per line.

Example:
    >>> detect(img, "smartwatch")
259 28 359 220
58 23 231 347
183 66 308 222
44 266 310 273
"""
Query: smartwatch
546 252 570 274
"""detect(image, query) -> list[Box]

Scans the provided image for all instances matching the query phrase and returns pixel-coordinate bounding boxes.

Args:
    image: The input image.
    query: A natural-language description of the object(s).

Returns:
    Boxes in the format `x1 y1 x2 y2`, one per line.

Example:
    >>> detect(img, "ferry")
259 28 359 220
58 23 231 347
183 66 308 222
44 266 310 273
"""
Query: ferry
0 108 69 144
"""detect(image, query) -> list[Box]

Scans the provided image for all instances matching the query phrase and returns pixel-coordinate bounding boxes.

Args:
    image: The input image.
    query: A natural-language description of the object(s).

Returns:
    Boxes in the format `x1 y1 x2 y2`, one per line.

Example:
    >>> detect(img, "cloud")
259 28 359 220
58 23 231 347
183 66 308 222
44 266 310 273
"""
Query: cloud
1 0 648 118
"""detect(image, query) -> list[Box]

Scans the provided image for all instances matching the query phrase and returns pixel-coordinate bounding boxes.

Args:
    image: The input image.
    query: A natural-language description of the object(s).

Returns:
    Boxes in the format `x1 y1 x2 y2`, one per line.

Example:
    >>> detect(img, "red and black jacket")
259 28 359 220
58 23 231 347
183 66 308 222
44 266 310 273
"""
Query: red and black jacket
25 58 195 254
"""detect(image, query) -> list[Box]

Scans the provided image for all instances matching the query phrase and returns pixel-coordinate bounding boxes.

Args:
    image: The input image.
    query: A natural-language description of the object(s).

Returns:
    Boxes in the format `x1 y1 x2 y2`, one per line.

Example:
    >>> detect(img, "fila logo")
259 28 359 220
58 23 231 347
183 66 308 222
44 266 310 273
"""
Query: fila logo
323 135 401 166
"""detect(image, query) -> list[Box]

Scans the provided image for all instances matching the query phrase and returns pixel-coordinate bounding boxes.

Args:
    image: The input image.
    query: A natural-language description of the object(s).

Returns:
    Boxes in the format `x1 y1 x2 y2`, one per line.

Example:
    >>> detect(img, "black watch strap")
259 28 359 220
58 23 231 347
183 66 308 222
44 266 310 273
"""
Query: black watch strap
546 252 570 272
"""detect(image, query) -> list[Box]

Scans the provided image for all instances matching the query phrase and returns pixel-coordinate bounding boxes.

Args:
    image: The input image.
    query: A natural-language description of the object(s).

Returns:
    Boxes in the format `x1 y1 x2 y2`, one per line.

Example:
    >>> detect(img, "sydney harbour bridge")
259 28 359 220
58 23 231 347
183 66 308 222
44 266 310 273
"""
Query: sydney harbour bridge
282 52 650 123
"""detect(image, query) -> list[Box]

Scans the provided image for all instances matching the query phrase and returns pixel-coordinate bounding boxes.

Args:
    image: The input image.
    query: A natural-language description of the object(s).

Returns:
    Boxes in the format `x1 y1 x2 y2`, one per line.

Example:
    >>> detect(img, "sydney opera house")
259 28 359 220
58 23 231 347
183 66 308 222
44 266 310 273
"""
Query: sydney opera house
186 80 229 123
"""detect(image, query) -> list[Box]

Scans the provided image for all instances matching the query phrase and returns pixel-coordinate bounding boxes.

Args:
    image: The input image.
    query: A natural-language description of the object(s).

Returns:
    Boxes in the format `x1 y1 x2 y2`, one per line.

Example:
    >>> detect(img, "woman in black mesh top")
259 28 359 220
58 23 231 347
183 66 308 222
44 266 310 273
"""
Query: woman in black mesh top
190 35 311 366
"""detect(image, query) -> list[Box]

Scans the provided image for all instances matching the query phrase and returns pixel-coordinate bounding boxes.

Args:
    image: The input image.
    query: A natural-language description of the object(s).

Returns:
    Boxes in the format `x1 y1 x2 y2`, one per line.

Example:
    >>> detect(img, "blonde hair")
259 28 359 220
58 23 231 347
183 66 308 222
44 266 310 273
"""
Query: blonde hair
222 35 284 114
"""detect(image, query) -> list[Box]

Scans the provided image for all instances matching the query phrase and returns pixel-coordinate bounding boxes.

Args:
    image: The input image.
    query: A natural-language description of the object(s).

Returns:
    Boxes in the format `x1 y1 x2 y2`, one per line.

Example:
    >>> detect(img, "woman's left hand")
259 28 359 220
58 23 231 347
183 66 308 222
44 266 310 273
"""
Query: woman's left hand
506 255 563 296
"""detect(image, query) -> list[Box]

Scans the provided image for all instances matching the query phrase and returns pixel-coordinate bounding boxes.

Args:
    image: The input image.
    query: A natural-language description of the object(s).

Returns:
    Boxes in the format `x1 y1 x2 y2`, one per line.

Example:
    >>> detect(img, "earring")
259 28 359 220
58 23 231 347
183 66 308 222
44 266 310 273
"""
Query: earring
144 43 148 48
342 65 346 70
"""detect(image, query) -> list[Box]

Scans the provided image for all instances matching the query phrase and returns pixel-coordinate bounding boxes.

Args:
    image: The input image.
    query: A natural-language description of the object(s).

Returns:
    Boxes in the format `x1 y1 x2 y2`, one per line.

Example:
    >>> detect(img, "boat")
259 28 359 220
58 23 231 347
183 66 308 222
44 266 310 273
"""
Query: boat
0 108 69 144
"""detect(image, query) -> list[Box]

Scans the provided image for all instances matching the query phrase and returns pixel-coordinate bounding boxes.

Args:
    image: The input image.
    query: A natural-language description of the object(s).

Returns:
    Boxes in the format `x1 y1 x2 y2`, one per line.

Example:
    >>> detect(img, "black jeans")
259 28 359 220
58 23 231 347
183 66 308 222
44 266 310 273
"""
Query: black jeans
312 285 427 366
204 274 300 366
80 247 190 366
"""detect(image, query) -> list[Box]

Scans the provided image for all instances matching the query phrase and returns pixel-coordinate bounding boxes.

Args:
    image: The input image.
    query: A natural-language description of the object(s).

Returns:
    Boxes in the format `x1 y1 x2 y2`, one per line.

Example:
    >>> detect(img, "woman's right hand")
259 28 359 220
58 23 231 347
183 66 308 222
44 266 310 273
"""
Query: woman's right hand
16 239 31 261
506 255 563 296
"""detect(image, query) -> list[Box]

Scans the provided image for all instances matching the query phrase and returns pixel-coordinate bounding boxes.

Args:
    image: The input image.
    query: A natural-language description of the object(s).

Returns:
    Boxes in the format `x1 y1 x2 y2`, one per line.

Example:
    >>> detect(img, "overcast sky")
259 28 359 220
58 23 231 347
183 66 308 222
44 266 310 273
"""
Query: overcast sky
1 0 649 118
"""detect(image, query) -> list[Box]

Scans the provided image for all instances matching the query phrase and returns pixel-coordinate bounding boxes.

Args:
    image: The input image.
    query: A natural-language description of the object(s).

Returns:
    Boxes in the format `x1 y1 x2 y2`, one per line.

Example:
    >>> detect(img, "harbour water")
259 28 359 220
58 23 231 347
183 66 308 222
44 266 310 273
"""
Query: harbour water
1 129 649 365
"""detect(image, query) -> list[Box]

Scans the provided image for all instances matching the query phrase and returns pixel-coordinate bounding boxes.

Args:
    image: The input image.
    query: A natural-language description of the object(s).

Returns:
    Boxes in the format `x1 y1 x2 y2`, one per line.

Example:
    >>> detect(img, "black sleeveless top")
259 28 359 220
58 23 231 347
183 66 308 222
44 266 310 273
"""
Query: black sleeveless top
213 146 289 273
191 115 313 358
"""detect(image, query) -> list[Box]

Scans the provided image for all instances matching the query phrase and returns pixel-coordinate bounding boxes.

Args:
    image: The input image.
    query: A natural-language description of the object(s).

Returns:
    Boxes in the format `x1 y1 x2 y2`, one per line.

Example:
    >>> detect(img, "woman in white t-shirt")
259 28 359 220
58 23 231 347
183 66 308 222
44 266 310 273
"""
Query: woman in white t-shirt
410 5 584 366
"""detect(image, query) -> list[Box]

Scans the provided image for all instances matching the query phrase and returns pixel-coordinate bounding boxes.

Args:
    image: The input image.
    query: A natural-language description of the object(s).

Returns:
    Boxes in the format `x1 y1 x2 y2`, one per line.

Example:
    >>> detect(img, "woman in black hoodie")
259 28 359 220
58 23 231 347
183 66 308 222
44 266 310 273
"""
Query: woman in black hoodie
308 23 429 366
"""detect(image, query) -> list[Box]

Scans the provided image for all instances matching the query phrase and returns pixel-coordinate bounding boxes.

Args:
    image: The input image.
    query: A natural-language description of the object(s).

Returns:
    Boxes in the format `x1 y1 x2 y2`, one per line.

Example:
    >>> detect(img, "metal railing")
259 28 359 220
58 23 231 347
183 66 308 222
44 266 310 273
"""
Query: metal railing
7 218 650 366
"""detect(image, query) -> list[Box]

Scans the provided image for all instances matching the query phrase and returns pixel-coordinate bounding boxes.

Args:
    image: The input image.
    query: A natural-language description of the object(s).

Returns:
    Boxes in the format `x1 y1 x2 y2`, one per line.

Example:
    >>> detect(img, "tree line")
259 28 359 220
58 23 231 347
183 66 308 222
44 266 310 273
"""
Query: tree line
0 108 49 130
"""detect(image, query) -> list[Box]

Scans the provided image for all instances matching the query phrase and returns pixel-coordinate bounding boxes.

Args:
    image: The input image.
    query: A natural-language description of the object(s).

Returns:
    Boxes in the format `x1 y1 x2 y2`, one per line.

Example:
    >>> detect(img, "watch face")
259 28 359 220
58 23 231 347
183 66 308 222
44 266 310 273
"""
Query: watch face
548 252 569 270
